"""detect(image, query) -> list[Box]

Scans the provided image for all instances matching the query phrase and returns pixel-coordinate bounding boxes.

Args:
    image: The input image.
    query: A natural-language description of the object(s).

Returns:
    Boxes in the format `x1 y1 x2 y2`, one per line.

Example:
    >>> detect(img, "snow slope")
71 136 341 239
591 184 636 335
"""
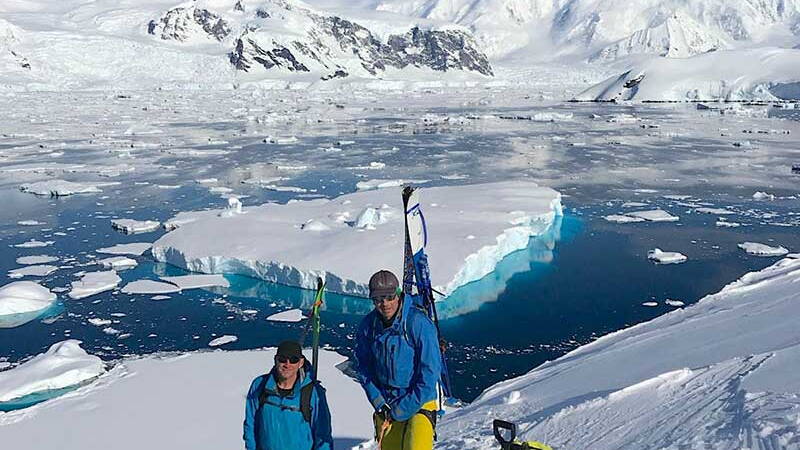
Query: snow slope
436 254 800 449
0 348 373 449
152 181 562 298
576 47 800 101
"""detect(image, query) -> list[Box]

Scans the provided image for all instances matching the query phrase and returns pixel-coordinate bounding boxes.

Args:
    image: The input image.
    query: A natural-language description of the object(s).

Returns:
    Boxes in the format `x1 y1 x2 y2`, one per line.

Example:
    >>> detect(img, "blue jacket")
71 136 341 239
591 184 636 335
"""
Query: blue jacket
355 295 442 422
243 362 333 450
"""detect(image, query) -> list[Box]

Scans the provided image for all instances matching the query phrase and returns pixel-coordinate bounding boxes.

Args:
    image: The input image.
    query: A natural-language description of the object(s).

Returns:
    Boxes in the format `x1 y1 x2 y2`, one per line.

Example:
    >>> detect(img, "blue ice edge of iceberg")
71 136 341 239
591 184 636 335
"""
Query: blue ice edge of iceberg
0 376 100 412
0 303 64 329
201 214 565 319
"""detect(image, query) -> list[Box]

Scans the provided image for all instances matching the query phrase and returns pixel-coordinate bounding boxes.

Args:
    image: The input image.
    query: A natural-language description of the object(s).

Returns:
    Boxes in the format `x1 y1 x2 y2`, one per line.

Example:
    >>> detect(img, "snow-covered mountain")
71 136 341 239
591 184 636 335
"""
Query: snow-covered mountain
357 0 800 62
147 0 493 78
0 0 492 90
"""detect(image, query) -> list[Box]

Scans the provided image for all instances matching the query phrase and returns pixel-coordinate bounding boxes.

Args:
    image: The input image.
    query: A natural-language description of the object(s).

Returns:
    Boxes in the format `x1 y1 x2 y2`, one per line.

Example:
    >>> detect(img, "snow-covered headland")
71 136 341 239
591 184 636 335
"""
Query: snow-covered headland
152 181 563 298
435 254 800 449
0 347 373 449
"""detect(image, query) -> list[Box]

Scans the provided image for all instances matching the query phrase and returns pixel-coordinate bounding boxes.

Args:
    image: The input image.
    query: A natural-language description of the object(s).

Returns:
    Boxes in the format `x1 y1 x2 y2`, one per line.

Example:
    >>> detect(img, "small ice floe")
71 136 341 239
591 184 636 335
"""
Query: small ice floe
642 302 659 307
0 281 56 316
752 191 775 201
621 202 648 208
627 209 679 222
663 195 692 201
96 242 152 256
647 249 687 265
607 114 638 124
111 219 160 234
19 180 102 196
738 242 789 257
208 335 238 347
356 179 428 191
150 295 171 301
0 340 104 402
350 162 386 170
603 214 645 224
159 275 229 290
335 140 355 146
195 178 218 185
665 299 685 307
8 265 59 279
102 327 120 335
17 220 44 226
16 255 58 265
267 309 305 322
716 220 741 228
97 256 138 271
209 186 233 194
121 280 181 295
14 239 54 248
265 136 299 144
694 207 735 215
69 271 121 299
87 318 111 326
263 185 308 193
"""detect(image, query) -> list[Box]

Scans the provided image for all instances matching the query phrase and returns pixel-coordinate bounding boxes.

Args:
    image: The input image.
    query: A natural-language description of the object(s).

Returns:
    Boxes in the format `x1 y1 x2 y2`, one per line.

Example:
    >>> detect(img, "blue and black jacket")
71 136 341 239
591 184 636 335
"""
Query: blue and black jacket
243 361 333 450
354 295 442 422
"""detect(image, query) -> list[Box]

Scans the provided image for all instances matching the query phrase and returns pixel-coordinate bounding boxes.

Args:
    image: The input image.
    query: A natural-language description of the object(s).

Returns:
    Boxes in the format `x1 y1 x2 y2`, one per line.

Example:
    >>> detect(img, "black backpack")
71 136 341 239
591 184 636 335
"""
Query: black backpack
257 375 317 423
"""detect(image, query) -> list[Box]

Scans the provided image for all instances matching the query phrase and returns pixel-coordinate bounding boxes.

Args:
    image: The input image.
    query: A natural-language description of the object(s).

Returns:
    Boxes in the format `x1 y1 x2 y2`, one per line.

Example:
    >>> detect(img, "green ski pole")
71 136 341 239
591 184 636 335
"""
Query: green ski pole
310 277 325 381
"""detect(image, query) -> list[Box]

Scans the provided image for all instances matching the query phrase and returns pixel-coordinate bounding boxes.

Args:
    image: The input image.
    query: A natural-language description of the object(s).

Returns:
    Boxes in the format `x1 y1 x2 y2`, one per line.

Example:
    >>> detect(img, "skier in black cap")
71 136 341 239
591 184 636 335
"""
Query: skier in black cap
243 340 333 450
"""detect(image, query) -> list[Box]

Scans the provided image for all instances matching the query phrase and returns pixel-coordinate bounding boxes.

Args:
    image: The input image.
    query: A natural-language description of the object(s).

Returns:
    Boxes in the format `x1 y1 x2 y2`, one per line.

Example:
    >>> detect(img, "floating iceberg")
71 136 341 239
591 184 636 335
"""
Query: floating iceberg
69 271 121 300
208 335 237 347
0 281 56 317
152 181 562 298
19 180 103 196
627 209 679 222
267 309 305 322
97 256 138 270
0 340 104 403
111 219 161 234
96 243 152 256
121 280 181 295
738 242 789 257
647 249 688 265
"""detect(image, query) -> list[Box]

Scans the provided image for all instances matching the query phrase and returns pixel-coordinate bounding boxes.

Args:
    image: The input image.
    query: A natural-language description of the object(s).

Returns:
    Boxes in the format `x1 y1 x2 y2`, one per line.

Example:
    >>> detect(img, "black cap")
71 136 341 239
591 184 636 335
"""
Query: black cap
369 270 399 299
276 340 303 359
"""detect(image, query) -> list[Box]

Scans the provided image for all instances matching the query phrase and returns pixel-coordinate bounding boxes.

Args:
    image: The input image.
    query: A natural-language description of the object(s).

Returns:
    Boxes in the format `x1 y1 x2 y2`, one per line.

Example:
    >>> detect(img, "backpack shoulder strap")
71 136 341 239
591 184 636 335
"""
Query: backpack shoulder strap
299 381 316 424
257 374 272 407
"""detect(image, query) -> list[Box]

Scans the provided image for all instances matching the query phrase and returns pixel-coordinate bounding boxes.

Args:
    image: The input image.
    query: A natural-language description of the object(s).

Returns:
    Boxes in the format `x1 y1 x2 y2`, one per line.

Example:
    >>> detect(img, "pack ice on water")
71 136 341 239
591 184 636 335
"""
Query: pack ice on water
152 181 562 297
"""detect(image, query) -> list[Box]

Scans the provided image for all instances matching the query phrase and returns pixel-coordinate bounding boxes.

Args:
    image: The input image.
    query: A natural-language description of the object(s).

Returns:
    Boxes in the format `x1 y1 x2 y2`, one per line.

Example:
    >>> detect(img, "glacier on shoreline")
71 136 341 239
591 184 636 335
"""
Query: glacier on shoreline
152 181 562 300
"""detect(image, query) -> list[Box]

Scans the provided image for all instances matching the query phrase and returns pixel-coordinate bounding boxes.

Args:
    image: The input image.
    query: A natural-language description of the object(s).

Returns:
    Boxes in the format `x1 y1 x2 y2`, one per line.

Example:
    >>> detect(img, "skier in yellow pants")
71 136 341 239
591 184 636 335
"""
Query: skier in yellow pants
355 271 444 450
374 400 437 450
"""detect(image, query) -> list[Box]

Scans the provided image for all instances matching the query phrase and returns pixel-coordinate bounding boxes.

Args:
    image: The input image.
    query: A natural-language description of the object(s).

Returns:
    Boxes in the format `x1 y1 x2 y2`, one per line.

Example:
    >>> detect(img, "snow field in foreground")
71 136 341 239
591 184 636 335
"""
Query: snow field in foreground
435 255 800 449
152 181 562 298
0 348 374 449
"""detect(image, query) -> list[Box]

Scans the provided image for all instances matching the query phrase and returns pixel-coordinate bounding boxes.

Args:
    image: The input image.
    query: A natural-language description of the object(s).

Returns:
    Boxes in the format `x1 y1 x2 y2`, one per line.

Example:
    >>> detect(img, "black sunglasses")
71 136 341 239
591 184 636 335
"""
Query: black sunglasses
372 294 398 304
275 355 302 364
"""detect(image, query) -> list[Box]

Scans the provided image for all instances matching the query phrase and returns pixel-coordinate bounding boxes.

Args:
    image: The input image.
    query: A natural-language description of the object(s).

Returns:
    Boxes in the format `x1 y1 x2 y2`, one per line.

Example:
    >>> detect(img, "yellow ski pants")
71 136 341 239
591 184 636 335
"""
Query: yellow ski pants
373 400 437 450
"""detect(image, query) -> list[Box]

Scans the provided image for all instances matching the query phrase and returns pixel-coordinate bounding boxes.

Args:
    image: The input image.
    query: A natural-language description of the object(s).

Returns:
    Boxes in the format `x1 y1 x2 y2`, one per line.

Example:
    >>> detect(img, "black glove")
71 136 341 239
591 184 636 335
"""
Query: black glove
376 405 393 422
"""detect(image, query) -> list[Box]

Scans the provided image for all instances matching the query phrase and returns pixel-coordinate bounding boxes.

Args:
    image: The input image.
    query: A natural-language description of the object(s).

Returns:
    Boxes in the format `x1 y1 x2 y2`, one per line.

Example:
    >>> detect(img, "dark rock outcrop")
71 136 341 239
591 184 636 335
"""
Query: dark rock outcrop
148 6 230 42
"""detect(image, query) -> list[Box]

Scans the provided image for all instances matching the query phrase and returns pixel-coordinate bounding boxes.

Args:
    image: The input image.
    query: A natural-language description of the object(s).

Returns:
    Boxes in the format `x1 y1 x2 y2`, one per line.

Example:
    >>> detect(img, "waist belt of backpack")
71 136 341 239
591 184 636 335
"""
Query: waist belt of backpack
417 408 438 440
